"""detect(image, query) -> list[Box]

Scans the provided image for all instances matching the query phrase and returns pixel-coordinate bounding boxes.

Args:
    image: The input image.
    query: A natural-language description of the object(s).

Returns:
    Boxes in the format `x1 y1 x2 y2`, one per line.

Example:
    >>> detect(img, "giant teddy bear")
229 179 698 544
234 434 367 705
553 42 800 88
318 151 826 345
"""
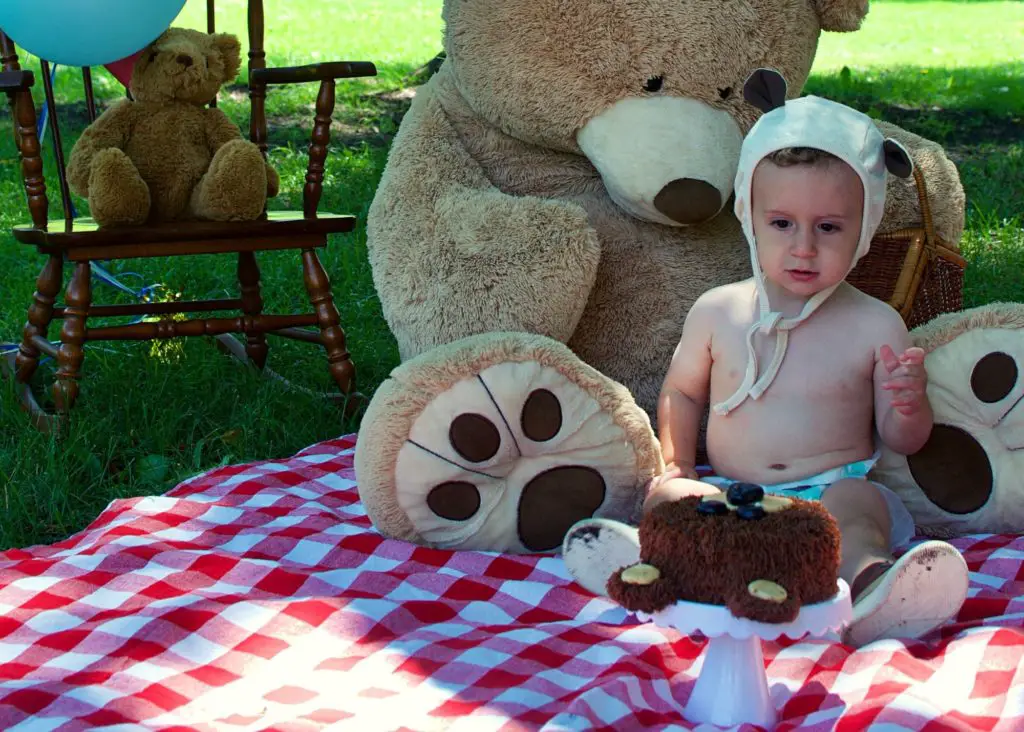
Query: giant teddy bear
355 0 970 553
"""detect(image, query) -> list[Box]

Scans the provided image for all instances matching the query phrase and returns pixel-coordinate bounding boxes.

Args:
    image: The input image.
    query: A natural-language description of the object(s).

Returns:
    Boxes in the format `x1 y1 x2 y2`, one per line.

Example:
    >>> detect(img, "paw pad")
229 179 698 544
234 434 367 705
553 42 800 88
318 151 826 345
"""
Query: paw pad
393 361 646 552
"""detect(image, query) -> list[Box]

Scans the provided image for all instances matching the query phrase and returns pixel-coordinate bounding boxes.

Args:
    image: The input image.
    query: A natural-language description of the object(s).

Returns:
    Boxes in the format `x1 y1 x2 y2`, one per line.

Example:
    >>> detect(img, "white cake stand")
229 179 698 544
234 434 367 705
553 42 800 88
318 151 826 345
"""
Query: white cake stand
637 579 852 730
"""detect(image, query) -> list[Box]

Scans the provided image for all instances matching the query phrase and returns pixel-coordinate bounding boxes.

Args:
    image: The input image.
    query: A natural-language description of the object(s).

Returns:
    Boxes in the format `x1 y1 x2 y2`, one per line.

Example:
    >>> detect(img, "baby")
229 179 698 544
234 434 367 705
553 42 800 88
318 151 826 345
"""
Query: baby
566 70 969 647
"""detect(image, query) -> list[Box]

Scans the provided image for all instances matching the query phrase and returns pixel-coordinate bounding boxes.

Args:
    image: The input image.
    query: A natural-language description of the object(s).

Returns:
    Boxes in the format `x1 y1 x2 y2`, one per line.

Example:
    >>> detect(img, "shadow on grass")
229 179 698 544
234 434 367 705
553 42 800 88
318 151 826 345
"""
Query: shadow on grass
805 61 1020 143
9 58 1019 169
809 62 1023 219
3 59 431 150
0 55 1020 550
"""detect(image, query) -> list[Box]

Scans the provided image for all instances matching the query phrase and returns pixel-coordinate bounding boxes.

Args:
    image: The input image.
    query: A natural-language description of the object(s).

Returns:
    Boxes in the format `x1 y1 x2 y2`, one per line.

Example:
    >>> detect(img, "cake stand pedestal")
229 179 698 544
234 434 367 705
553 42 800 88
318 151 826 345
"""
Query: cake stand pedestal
637 580 852 730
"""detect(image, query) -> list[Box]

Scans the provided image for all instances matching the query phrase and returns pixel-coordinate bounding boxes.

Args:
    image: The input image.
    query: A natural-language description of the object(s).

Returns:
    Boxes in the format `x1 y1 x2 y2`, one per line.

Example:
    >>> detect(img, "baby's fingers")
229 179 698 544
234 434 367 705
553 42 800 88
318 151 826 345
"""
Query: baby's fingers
892 402 920 416
879 344 901 373
883 377 924 391
899 347 926 365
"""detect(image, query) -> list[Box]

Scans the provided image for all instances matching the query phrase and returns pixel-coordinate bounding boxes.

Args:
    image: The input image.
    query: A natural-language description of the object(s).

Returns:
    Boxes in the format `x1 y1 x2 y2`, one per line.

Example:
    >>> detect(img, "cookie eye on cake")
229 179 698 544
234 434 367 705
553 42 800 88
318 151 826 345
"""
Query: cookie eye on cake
698 485 793 519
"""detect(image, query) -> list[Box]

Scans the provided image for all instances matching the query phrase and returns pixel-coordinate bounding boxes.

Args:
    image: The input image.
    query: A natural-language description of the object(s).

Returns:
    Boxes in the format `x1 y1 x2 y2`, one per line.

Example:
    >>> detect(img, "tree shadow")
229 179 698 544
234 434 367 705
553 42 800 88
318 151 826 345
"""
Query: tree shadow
806 61 1022 219
3 57 1019 231
805 61 1020 146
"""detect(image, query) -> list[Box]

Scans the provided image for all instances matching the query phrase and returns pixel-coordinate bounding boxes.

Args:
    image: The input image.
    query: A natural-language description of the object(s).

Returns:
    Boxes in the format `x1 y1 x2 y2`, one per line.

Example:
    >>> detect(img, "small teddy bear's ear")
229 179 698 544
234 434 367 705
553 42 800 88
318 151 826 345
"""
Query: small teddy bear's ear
883 138 914 178
743 68 788 114
212 33 242 81
812 0 870 32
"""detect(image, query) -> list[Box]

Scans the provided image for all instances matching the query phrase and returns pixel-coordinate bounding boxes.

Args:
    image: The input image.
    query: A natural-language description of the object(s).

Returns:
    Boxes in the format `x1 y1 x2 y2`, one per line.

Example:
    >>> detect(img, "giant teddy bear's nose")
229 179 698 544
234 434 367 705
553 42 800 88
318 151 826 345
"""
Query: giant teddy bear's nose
653 178 721 224
176 54 194 68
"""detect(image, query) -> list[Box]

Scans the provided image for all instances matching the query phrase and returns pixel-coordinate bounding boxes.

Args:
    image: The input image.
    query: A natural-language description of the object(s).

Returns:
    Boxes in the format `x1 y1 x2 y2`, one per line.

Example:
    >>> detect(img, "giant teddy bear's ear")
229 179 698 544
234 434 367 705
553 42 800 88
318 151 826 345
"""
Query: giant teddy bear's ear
212 33 242 81
883 138 914 179
743 68 788 114
812 0 870 32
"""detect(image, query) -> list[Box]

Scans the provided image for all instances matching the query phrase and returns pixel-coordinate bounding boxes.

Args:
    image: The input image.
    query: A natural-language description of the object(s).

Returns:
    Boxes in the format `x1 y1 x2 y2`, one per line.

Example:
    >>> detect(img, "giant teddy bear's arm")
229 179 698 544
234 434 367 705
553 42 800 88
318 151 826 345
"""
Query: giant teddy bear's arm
874 121 966 247
66 100 136 198
366 78 601 360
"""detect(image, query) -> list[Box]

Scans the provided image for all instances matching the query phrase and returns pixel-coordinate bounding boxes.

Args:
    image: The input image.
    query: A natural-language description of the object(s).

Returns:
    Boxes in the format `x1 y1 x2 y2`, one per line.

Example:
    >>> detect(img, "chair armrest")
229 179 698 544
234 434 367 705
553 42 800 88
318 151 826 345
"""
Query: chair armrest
0 70 34 93
250 61 376 86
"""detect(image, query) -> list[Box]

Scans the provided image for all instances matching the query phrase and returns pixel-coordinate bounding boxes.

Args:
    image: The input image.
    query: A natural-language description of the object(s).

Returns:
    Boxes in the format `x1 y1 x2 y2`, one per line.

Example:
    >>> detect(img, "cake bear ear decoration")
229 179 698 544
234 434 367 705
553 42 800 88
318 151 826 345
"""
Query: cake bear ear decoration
743 67 788 113
883 138 915 178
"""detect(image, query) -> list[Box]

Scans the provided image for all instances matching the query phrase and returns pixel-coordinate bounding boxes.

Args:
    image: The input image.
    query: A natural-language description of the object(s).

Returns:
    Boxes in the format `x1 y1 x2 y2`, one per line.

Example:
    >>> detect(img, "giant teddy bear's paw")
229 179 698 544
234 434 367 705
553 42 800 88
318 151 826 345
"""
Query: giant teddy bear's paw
354 332 662 553
870 303 1024 537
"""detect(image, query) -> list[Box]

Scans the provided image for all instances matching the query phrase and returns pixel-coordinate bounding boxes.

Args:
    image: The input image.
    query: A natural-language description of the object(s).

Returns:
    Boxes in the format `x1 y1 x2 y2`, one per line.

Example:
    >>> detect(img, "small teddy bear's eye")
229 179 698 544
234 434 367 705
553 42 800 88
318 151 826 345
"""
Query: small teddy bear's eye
718 86 733 100
643 76 664 93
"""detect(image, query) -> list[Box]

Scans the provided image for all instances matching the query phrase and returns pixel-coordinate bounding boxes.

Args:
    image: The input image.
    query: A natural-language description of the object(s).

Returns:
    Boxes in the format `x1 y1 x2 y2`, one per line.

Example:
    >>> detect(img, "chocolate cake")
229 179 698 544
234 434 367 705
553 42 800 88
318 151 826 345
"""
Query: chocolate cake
607 484 842 623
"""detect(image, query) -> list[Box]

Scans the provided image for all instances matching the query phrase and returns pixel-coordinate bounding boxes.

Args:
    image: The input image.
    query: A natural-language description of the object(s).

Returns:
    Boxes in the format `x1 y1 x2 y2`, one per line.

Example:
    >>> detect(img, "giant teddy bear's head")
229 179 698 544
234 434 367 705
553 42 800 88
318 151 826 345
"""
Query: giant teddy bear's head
130 27 242 106
442 0 869 226
871 303 1024 537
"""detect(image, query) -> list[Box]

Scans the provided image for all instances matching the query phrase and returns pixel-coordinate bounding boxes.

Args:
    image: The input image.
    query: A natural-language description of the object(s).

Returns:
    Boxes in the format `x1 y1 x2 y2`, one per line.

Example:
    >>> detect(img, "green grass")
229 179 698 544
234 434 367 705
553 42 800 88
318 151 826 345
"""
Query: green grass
810 0 1024 305
1 0 1021 549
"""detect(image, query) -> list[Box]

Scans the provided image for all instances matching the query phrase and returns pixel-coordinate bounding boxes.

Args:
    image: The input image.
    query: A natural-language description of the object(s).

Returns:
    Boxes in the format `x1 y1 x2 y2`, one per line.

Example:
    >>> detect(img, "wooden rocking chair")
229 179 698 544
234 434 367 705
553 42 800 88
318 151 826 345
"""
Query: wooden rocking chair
0 0 376 433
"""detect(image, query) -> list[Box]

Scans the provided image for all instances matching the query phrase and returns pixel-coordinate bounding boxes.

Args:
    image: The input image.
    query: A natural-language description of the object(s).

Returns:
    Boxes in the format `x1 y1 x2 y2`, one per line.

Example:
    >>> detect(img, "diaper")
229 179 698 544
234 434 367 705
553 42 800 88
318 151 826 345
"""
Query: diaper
702 451 916 550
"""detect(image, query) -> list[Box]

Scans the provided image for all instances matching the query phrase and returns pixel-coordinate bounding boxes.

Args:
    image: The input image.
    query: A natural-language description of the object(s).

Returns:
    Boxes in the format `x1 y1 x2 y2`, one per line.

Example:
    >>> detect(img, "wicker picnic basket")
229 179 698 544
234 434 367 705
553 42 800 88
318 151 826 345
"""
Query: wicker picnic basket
848 162 967 329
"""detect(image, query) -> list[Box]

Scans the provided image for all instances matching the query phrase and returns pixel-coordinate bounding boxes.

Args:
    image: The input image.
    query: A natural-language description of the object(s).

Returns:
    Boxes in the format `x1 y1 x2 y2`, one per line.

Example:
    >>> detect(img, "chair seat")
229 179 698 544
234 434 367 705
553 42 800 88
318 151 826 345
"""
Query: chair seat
12 210 356 258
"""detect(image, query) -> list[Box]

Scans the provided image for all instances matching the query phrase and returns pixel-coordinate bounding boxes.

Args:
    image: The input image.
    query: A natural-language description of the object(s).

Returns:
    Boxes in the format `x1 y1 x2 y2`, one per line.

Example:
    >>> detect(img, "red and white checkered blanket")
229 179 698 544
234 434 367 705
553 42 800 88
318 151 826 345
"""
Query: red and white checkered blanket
2 435 1022 731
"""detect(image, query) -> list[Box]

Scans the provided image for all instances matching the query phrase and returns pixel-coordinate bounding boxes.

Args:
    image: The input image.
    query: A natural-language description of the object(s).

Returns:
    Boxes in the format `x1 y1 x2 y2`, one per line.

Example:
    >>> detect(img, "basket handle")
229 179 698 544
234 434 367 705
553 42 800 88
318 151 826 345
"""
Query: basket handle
909 162 937 250
907 157 966 266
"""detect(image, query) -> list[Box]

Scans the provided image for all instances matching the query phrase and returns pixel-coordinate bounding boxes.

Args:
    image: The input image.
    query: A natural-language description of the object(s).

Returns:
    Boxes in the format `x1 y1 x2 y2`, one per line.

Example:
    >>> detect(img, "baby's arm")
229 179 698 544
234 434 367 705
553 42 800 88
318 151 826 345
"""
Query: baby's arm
655 292 717 477
872 311 934 455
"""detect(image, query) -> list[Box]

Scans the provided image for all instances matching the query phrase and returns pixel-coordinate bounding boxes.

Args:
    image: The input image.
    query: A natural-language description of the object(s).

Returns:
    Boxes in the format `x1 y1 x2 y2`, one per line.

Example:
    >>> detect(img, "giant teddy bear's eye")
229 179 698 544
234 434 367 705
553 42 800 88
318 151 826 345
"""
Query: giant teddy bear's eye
643 76 664 93
971 351 1018 403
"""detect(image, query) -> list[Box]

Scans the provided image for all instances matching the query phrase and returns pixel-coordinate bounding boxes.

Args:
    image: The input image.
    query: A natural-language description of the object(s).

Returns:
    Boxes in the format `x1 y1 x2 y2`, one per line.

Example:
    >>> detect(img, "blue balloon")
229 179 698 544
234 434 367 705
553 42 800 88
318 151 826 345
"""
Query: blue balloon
0 0 187 67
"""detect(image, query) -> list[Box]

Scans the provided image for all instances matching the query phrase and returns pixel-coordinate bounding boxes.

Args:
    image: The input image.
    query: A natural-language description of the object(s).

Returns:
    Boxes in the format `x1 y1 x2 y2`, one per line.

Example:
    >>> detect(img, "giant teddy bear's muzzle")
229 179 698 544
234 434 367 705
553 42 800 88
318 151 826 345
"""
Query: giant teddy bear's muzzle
577 95 743 227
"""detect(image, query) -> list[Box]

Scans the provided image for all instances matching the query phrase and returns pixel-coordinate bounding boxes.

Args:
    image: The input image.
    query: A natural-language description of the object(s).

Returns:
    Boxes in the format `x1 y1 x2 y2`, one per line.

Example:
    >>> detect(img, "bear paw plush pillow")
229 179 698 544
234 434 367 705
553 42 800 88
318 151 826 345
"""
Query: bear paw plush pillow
871 303 1024 537
354 332 662 553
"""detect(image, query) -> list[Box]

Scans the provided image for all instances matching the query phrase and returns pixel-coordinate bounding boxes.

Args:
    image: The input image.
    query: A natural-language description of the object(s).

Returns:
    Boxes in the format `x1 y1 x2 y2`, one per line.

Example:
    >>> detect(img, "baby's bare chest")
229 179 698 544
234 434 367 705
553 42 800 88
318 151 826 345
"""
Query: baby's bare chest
713 317 875 402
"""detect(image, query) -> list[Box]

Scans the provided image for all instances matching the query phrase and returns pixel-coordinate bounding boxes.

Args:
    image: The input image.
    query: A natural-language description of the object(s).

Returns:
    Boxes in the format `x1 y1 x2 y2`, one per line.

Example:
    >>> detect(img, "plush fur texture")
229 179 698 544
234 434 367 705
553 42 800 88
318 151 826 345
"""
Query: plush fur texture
353 332 663 552
366 0 966 420
871 303 1024 537
813 0 870 31
608 495 842 623
67 28 279 228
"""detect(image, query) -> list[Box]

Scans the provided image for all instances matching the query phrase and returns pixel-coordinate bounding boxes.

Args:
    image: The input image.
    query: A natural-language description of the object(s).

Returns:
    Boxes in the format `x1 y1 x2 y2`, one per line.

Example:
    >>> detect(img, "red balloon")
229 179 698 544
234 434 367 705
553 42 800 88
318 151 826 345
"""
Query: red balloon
104 51 143 88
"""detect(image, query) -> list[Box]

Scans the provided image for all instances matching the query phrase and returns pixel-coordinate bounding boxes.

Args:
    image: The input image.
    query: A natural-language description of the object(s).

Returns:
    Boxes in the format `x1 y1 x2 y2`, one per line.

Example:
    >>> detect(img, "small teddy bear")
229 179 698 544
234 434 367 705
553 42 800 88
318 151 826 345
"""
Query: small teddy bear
67 27 279 227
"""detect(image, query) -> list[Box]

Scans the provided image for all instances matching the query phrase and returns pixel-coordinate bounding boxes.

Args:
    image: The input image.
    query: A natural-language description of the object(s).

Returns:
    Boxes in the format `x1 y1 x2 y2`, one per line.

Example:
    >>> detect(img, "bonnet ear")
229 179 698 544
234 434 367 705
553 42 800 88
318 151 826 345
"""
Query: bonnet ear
743 68 788 114
883 138 914 178
812 0 870 32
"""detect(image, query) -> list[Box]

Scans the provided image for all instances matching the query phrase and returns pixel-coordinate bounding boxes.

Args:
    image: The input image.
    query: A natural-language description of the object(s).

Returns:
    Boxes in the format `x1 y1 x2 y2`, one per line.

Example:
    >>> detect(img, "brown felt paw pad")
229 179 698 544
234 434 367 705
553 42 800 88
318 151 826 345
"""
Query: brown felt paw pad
393 362 644 552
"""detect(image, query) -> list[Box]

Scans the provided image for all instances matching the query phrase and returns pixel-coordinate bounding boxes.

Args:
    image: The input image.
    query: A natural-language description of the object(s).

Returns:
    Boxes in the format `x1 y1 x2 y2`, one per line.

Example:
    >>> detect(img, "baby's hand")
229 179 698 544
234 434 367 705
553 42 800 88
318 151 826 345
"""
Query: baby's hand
880 344 928 416
655 462 699 485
